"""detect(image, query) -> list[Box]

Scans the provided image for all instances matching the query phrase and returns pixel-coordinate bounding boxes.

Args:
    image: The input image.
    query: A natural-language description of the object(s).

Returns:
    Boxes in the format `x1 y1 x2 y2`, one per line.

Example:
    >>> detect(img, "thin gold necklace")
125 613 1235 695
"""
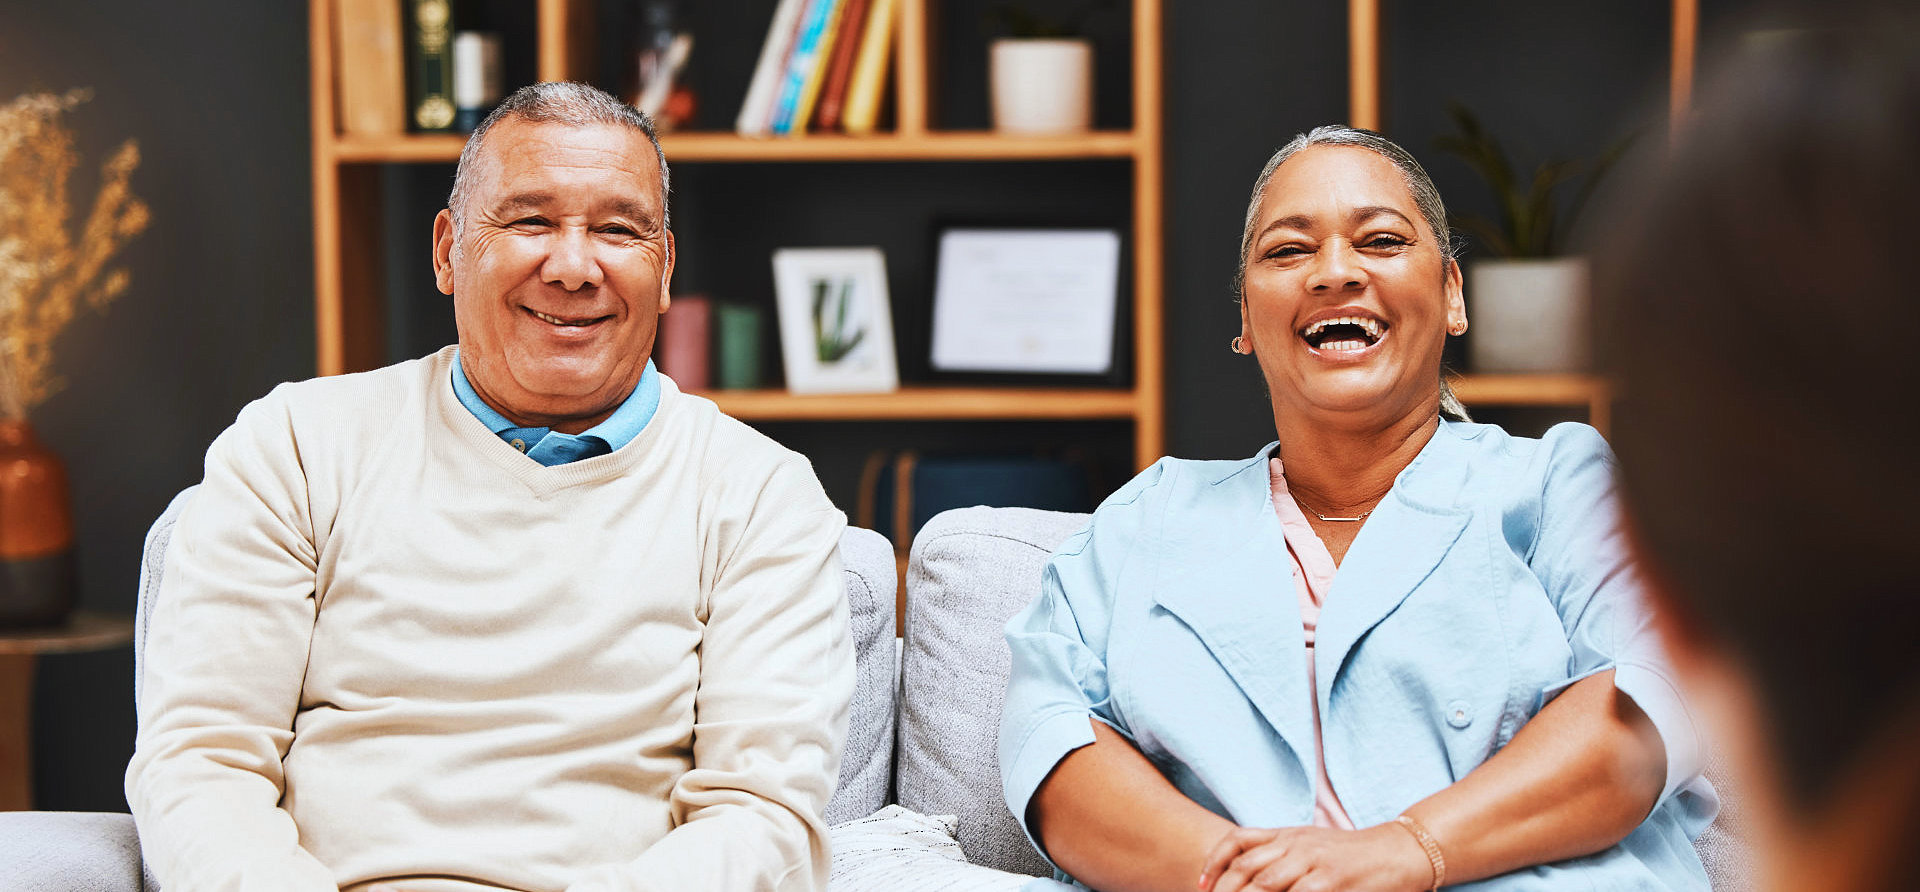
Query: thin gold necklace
1291 493 1376 523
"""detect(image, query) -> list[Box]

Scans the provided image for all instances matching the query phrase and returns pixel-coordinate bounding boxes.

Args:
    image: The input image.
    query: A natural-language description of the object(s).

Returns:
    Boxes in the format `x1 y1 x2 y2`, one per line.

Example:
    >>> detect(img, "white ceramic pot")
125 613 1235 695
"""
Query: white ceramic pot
1466 257 1590 373
990 38 1093 135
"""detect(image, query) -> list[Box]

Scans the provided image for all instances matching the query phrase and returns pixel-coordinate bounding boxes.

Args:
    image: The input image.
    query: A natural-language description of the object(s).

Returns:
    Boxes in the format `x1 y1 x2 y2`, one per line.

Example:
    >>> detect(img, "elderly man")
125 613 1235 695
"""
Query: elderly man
125 82 852 892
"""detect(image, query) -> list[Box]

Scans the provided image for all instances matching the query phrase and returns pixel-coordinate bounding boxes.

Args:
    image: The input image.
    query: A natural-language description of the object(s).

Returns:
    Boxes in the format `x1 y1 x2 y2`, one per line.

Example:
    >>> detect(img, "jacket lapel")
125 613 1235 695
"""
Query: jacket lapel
1148 447 1319 767
1314 425 1473 697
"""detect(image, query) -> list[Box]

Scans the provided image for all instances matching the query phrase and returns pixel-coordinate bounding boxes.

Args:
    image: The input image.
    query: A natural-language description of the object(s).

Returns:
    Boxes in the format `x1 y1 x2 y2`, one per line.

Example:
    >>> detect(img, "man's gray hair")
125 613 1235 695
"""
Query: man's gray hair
447 81 670 234
1235 125 1469 421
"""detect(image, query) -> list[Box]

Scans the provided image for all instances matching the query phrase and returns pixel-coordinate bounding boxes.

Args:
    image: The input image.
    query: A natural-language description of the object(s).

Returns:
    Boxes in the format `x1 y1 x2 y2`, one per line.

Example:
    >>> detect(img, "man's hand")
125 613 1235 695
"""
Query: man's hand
1199 823 1434 892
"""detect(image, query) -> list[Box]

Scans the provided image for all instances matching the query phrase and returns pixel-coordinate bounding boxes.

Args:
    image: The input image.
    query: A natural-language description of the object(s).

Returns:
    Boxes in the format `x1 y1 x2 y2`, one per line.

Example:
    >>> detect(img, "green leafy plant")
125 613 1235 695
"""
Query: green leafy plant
812 277 865 363
1432 101 1633 258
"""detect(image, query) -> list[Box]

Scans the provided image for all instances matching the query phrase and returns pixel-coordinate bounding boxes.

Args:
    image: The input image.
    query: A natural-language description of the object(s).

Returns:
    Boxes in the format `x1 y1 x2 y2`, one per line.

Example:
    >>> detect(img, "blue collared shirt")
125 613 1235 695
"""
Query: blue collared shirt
451 352 660 466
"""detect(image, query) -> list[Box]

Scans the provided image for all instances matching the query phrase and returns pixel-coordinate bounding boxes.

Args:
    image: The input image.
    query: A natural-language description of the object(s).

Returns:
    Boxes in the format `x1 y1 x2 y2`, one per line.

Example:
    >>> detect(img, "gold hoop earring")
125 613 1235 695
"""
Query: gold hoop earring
1448 323 1467 336
1230 336 1248 354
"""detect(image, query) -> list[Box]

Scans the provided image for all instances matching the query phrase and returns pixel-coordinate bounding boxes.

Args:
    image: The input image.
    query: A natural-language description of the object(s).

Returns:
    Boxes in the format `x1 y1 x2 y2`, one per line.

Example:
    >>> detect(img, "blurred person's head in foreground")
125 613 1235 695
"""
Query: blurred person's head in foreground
1597 11 1920 892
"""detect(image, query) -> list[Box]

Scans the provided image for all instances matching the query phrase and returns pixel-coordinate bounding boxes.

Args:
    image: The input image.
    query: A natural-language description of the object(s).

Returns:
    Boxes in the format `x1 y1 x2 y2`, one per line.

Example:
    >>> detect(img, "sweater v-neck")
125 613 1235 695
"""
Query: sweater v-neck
425 347 677 498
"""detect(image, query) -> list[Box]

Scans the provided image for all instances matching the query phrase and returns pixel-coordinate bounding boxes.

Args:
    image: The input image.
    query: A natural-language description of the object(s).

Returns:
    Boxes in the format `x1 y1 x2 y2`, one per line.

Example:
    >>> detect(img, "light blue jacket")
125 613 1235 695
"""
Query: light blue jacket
1000 421 1717 890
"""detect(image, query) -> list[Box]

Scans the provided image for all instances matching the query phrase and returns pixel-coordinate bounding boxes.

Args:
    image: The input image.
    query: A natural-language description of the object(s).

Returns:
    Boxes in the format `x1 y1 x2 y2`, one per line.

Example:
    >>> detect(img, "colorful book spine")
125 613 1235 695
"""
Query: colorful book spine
840 0 898 135
768 0 841 135
811 0 871 131
406 0 457 132
735 0 809 136
789 0 850 133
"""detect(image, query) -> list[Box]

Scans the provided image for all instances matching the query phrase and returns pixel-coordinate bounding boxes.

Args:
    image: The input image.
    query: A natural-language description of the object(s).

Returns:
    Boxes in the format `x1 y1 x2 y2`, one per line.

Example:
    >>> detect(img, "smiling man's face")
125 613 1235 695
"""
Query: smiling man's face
431 116 673 434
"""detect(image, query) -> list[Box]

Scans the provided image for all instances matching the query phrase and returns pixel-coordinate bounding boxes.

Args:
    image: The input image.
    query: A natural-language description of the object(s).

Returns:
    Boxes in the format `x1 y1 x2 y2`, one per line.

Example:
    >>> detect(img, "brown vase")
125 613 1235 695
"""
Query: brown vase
0 419 76 628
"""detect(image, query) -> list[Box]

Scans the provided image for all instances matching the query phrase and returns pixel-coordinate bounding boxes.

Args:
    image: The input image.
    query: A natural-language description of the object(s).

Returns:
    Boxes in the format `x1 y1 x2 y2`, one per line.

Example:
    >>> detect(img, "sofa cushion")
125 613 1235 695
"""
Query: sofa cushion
827 805 1033 891
897 506 1090 877
827 525 900 825
0 811 152 891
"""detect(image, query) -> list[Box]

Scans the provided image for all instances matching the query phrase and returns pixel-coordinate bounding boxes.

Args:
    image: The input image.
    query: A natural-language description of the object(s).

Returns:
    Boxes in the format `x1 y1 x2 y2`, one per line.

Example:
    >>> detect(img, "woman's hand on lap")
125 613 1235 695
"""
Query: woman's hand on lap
1200 823 1433 892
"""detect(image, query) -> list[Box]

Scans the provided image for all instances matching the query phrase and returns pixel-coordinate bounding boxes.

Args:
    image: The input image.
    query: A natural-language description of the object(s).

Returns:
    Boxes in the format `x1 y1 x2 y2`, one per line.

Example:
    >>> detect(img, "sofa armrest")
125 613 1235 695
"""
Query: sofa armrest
0 811 152 891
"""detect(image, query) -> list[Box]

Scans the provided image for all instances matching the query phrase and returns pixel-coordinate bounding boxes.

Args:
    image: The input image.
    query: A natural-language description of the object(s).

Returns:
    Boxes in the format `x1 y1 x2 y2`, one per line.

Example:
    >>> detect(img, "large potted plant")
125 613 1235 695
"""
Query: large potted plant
1434 103 1630 373
0 89 147 627
987 3 1106 135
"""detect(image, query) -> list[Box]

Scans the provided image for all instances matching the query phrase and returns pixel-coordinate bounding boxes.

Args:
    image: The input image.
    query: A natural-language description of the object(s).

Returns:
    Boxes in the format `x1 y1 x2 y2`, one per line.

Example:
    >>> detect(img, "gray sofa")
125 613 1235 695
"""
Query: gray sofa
1 500 1748 890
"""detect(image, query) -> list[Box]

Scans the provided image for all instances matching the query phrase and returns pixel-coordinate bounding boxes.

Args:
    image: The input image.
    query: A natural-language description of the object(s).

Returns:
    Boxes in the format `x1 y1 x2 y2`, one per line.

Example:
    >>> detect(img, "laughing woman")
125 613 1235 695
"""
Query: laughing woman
998 127 1716 892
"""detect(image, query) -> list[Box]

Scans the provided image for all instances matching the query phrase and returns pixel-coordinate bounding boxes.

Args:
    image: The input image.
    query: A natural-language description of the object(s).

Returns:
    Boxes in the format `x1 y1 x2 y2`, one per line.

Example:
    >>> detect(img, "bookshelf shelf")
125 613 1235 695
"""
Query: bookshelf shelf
1452 374 1607 406
699 387 1141 422
330 130 1143 164
1452 374 1612 433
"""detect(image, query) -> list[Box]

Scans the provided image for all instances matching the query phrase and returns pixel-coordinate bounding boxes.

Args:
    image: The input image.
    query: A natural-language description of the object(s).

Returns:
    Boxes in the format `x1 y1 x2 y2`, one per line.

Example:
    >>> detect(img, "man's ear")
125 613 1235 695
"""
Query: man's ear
432 209 457 296
657 229 675 314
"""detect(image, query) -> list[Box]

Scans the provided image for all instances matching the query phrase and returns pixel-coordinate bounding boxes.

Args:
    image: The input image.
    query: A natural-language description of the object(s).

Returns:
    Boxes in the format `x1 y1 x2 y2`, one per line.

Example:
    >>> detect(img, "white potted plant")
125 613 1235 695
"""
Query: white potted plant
987 4 1102 135
1435 103 1632 373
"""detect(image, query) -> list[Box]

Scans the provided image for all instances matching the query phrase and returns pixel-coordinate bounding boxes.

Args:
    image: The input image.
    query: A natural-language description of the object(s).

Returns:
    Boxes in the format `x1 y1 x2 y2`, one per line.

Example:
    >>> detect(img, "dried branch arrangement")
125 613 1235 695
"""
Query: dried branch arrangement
0 89 149 418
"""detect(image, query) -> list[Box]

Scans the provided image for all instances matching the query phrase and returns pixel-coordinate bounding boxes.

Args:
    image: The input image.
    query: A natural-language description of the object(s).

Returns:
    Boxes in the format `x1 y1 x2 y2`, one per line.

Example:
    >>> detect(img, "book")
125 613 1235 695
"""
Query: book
405 0 458 132
811 0 871 131
840 0 897 135
735 0 810 136
768 0 843 135
655 295 712 391
334 0 406 136
790 0 852 133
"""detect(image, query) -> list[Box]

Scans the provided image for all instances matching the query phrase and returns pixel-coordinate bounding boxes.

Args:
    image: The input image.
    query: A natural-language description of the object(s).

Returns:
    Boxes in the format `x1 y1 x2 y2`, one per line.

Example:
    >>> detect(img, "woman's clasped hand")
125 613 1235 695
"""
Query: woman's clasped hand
1198 823 1434 892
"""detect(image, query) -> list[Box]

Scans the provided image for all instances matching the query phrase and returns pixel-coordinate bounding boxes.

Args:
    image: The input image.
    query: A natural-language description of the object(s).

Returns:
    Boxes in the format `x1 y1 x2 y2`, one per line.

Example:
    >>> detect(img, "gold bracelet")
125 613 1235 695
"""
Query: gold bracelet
1394 814 1447 890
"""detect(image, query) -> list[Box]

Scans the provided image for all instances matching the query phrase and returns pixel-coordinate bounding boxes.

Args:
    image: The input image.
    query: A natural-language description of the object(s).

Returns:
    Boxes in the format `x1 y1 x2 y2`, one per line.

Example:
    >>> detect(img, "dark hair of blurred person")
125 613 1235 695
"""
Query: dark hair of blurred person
1596 9 1920 892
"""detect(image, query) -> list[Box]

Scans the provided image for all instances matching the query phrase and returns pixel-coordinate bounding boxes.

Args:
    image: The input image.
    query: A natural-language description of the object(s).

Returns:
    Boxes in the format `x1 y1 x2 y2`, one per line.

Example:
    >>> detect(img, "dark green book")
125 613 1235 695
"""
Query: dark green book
406 0 457 132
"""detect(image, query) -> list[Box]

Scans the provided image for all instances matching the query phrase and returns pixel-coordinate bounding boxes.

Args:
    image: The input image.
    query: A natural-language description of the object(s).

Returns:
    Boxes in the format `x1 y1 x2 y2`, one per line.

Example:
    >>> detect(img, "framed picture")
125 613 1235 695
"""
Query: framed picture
771 247 900 394
929 226 1123 378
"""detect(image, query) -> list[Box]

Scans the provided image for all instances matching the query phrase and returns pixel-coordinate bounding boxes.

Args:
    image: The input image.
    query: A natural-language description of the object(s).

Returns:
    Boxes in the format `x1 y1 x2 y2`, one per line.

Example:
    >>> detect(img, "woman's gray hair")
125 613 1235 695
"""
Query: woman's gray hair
1236 126 1470 421
447 81 670 236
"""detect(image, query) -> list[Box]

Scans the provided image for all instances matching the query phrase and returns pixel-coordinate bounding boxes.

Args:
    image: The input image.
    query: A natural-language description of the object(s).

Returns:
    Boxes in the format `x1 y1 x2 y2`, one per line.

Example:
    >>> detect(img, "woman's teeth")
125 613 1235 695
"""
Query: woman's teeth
1302 315 1384 341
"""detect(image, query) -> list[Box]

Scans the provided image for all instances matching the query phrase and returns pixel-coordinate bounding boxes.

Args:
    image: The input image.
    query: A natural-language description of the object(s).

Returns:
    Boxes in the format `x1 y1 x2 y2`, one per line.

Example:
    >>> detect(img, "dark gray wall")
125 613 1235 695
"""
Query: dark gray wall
1 4 313 810
5 0 1794 812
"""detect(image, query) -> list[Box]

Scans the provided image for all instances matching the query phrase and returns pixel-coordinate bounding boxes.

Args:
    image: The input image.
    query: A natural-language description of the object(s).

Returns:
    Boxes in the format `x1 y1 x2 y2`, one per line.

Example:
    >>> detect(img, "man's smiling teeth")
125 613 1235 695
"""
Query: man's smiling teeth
531 310 595 327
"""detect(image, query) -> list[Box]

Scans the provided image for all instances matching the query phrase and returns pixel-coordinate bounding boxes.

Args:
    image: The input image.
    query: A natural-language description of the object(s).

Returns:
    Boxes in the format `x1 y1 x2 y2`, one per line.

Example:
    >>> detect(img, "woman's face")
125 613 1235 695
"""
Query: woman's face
1240 145 1465 425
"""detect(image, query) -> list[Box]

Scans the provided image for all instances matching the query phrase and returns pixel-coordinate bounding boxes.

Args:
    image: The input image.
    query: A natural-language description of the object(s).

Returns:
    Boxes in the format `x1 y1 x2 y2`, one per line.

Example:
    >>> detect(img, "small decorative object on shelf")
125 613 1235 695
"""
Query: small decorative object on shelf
1434 102 1633 374
451 30 502 133
628 1 696 131
0 89 147 628
772 247 898 394
654 293 712 391
986 2 1110 135
716 303 766 390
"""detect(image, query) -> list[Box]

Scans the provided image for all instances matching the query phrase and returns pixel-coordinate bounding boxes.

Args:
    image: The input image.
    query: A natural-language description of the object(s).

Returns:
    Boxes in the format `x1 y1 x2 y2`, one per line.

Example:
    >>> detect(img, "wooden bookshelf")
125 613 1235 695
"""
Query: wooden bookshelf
330 130 1144 164
309 0 1166 468
699 386 1140 422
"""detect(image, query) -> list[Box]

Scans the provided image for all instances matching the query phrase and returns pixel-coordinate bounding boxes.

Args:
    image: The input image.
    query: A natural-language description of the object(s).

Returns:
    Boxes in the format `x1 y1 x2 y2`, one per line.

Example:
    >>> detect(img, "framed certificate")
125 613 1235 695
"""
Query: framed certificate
929 226 1123 378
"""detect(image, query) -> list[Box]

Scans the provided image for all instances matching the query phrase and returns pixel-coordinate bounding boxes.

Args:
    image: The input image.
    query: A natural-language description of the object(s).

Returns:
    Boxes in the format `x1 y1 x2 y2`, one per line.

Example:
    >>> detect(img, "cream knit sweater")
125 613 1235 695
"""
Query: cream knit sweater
127 347 852 892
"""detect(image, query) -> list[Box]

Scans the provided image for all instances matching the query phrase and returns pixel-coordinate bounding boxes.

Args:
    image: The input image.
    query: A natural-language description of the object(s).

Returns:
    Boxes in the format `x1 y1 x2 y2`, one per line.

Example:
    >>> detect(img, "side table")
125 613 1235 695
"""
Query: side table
0 611 136 810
